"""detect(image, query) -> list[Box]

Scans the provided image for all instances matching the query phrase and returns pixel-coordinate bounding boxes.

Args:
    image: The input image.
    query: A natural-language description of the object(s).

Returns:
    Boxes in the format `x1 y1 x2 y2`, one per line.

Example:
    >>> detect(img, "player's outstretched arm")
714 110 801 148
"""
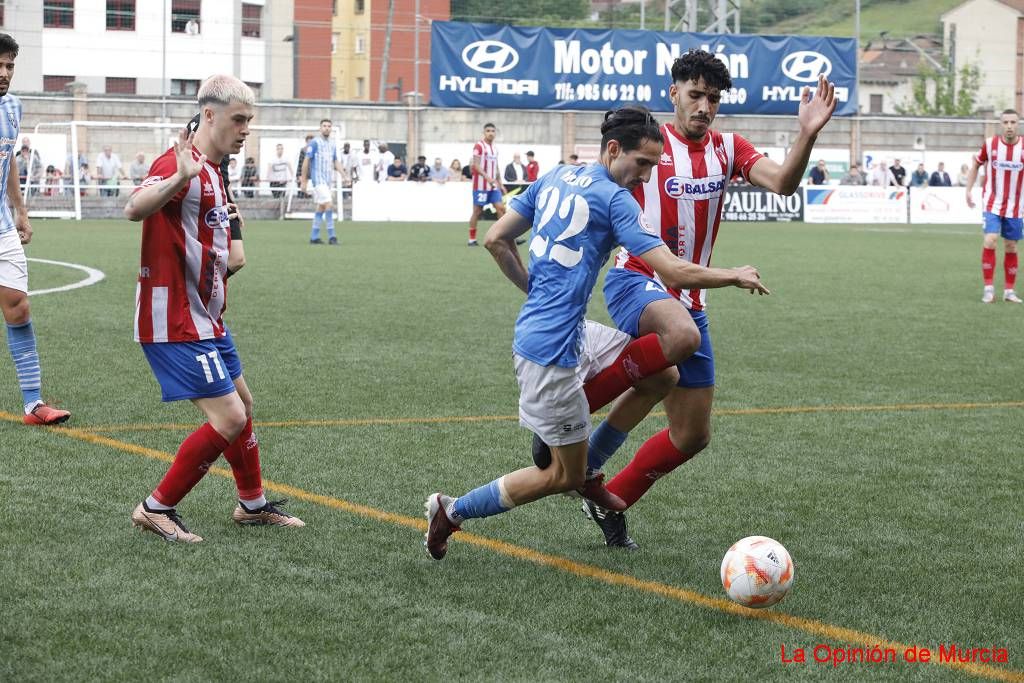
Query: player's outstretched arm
484 208 532 293
637 244 770 295
748 74 837 195
124 130 205 221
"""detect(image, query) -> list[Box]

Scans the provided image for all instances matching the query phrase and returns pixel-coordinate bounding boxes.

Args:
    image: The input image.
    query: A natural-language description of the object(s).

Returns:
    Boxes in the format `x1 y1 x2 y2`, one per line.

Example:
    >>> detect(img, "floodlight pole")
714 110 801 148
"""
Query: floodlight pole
161 0 167 121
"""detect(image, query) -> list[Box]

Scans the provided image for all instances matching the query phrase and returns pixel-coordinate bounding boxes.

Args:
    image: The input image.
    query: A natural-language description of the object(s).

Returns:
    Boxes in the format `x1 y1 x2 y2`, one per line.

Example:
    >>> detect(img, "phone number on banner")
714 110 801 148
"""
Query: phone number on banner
554 83 654 102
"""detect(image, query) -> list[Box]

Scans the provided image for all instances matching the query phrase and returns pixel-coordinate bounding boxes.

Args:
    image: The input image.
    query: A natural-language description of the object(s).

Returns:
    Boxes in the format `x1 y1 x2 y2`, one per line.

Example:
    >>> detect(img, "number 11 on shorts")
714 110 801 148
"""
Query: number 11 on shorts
195 351 226 383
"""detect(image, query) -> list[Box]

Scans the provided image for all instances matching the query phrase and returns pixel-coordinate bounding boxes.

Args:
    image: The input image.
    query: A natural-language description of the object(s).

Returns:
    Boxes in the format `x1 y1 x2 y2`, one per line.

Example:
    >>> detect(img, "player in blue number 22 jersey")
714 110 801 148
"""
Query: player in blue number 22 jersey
424 106 769 560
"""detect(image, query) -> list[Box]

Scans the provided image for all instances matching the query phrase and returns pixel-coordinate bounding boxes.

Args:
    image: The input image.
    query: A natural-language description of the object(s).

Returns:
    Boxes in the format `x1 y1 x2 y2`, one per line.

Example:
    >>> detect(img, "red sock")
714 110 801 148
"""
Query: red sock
1005 252 1018 289
606 429 694 508
982 247 996 286
153 423 230 507
469 226 477 241
584 334 671 413
221 417 263 501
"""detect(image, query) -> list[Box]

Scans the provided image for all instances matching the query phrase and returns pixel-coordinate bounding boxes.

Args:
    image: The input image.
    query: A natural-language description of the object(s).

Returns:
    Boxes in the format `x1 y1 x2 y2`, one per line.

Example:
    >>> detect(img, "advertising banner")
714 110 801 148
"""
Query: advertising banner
909 186 984 225
431 21 857 115
722 186 804 222
804 186 908 224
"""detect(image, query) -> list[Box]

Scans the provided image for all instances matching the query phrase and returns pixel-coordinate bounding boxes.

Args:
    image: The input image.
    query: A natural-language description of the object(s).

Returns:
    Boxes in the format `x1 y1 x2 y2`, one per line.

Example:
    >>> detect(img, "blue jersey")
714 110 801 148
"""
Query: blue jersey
305 135 338 185
0 93 21 235
510 164 663 367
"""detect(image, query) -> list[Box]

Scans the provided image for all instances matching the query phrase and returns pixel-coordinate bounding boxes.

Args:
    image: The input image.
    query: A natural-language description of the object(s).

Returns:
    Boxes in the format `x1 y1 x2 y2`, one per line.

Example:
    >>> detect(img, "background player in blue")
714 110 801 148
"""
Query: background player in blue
300 118 343 245
0 33 70 426
424 107 768 560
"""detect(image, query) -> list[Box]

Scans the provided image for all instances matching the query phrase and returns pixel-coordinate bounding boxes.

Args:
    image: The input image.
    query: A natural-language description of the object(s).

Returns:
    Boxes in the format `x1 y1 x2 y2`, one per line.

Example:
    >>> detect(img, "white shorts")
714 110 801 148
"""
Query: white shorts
0 228 28 293
312 183 333 205
514 320 631 447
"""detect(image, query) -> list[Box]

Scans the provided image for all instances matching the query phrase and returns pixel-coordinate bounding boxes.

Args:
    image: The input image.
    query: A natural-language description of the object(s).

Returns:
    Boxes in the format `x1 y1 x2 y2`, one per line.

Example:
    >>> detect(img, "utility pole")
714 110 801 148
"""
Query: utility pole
378 0 395 101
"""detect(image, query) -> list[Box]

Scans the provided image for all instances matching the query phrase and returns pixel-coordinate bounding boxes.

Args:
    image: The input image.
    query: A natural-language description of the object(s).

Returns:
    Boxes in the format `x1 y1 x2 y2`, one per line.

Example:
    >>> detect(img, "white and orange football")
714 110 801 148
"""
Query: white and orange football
720 536 794 608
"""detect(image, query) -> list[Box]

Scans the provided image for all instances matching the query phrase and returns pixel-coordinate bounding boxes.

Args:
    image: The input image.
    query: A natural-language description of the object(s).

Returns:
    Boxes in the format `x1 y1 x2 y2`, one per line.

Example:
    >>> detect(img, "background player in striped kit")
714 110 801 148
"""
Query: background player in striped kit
966 109 1024 303
0 33 71 426
126 75 303 542
579 50 836 548
467 122 505 246
300 118 344 245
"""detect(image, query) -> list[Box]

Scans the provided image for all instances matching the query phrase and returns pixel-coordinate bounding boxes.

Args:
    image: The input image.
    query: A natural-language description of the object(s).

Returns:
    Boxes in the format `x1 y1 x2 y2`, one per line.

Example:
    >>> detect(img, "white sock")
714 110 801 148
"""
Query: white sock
145 495 172 511
445 498 464 526
24 400 43 415
240 495 267 511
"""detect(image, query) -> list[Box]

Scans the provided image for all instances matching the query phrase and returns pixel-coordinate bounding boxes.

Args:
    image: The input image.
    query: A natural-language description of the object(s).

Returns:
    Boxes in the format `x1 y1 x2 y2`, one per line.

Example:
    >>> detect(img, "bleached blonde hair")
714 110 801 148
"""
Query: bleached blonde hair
197 74 255 108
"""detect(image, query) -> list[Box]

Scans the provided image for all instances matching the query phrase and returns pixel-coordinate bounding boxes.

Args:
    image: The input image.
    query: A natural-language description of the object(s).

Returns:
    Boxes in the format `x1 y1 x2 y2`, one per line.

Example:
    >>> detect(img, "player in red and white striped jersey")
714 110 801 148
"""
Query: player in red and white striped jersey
125 75 303 542
966 109 1024 303
468 122 506 246
580 50 836 548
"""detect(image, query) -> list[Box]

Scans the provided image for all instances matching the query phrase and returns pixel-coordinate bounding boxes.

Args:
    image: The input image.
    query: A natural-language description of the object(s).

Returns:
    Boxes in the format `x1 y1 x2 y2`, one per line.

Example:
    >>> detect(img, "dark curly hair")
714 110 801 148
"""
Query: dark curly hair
0 33 18 58
600 105 663 153
670 49 731 91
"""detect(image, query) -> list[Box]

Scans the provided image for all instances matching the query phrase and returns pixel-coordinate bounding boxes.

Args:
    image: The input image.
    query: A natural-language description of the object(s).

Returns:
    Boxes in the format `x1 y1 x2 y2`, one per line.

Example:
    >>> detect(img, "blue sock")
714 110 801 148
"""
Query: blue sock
325 210 335 239
452 478 511 521
587 421 628 477
7 320 42 410
311 212 323 240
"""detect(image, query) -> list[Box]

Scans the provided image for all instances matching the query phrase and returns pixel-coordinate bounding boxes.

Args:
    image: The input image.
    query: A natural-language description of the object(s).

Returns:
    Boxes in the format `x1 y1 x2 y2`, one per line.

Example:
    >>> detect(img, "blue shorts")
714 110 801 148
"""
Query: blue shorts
604 268 715 388
473 189 503 206
141 330 243 402
983 212 1023 240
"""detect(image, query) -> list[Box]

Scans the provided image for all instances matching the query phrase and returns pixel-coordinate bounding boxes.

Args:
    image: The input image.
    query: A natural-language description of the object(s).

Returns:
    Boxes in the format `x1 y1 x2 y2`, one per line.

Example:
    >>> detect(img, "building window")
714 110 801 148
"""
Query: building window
355 34 366 54
106 0 135 30
171 78 200 96
44 0 74 28
241 3 261 38
355 0 364 15
870 93 883 114
356 77 365 99
105 77 136 94
332 32 339 54
43 75 75 92
171 0 200 33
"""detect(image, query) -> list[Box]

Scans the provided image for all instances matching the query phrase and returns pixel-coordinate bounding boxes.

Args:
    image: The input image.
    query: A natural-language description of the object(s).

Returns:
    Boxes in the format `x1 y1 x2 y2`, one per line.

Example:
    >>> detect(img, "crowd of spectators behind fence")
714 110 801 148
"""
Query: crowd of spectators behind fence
807 158 976 187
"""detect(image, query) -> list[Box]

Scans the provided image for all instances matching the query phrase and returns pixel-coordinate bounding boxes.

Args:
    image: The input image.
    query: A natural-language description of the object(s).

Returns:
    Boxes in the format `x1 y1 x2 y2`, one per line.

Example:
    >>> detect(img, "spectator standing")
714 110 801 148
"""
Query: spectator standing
525 151 539 182
408 155 430 182
95 145 126 197
78 162 90 196
929 162 952 186
44 165 62 196
338 142 354 186
889 159 906 186
870 160 894 186
241 156 259 198
266 143 294 198
15 145 37 194
353 139 377 183
227 157 241 185
568 153 582 166
840 162 865 185
129 152 148 185
910 163 929 187
376 143 395 183
462 163 472 181
808 159 829 185
448 159 464 181
956 163 970 186
64 149 86 181
431 158 451 183
387 155 408 181
504 153 527 183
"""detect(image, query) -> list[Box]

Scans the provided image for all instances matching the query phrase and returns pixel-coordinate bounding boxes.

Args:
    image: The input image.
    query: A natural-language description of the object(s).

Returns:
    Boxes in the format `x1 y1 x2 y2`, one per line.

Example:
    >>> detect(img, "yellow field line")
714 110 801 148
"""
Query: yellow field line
74 400 1024 434
4 410 1021 682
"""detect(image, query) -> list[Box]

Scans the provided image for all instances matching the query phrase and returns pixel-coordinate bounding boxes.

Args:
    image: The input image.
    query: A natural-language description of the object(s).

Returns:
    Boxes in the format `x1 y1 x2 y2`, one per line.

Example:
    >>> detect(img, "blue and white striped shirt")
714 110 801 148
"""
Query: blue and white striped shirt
0 93 21 235
305 135 339 185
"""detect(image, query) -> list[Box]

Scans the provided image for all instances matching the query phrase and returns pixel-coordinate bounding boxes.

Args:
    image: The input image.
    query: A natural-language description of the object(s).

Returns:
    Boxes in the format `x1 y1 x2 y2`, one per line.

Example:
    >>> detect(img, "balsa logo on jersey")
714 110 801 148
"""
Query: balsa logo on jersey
664 174 726 200
993 160 1024 172
204 206 230 229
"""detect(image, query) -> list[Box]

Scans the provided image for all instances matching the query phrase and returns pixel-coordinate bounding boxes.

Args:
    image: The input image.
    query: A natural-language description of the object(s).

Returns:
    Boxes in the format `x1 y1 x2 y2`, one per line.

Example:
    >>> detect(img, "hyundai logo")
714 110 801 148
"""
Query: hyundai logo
781 51 832 83
461 40 519 74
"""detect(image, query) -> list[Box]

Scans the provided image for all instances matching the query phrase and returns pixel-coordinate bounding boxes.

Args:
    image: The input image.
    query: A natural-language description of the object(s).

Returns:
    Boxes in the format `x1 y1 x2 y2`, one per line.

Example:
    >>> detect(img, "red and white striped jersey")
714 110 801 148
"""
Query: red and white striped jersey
613 123 763 311
134 146 232 343
976 135 1024 218
471 140 499 192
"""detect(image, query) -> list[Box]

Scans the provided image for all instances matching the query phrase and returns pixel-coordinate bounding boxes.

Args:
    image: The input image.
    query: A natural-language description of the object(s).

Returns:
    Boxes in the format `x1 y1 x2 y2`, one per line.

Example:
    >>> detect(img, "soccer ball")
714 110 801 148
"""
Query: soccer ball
720 536 794 608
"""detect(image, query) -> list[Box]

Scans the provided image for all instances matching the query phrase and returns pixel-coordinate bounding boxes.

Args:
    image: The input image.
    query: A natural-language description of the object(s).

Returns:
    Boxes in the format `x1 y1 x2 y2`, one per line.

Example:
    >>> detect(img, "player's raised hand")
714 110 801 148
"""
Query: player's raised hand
798 74 837 137
732 265 771 296
173 129 206 182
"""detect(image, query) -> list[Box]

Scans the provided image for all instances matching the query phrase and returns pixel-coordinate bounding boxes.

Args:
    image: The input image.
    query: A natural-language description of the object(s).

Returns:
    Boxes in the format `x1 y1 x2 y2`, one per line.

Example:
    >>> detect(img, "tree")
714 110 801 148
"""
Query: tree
896 55 983 117
450 0 589 27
